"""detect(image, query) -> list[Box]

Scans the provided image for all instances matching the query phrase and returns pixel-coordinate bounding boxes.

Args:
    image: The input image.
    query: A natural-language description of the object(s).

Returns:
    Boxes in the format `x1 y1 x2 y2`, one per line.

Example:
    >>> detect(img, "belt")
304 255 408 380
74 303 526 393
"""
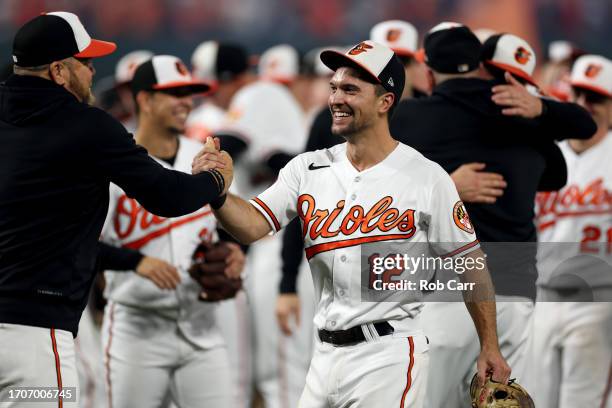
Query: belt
318 322 394 346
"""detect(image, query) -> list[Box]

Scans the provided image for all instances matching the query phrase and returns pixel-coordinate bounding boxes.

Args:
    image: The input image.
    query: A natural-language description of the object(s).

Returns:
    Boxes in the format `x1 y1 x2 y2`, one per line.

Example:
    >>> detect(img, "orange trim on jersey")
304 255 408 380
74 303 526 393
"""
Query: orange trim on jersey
601 362 612 408
252 197 281 232
538 220 556 232
304 232 416 260
50 329 63 408
400 337 415 408
122 210 212 249
104 304 116 408
440 239 480 258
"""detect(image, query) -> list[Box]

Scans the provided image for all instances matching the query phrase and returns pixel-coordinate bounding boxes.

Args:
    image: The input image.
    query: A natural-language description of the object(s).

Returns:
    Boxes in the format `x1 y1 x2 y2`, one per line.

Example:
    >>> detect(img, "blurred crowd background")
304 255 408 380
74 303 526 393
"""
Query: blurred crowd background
1 0 611 80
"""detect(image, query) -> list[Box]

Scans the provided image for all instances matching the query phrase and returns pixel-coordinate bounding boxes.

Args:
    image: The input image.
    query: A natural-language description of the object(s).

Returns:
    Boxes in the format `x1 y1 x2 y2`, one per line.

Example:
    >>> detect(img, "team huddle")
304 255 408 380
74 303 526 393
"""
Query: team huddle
0 10 611 408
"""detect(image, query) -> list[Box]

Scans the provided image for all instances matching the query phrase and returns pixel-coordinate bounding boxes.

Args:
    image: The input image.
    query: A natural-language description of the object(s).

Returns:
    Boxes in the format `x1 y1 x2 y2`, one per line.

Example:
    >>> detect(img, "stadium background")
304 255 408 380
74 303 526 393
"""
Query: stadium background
0 0 611 80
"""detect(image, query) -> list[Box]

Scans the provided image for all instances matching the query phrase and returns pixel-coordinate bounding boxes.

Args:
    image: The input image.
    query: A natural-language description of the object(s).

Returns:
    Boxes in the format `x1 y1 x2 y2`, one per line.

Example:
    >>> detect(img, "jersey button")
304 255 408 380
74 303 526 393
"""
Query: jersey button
340 255 347 262
339 289 345 296
350 194 356 200
354 176 361 182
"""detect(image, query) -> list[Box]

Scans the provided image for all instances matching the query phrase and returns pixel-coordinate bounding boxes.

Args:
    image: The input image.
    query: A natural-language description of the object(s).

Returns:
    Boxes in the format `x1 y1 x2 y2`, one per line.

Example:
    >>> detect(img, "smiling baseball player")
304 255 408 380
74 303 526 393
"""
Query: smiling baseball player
193 40 510 407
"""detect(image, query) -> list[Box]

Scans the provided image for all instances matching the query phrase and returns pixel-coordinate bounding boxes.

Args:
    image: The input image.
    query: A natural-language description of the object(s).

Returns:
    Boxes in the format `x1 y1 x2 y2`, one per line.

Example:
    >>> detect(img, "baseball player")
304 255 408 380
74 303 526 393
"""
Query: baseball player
187 41 253 143
213 43 313 408
194 40 510 408
529 54 612 408
113 50 154 132
100 55 243 408
188 41 255 408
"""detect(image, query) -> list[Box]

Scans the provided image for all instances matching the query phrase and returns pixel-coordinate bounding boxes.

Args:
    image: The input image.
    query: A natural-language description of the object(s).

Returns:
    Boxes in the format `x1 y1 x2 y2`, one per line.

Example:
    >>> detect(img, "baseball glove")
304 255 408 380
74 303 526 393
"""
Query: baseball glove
470 374 535 408
188 241 242 302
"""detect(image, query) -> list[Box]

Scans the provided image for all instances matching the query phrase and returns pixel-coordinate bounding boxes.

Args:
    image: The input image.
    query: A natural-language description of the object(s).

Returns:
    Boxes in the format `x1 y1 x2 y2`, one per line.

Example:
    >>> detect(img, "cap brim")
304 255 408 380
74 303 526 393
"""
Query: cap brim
320 50 381 84
152 81 212 95
392 48 416 58
414 49 426 64
485 60 538 87
75 39 117 59
570 81 612 98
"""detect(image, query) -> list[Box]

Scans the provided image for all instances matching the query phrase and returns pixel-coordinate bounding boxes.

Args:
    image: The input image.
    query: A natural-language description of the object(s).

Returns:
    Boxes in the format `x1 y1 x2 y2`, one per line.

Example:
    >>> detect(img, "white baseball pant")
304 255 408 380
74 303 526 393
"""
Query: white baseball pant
299 333 429 408
0 323 78 408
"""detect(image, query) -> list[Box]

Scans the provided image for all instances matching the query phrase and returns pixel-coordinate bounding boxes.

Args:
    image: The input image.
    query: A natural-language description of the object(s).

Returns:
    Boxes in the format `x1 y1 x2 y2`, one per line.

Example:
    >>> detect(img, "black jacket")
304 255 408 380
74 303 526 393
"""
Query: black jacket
390 78 596 298
0 75 221 336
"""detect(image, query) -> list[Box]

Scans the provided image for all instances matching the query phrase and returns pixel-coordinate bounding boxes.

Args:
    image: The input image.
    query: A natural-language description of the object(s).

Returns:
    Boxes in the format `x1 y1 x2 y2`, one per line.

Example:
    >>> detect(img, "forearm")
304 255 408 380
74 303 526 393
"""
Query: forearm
459 248 499 349
538 99 597 140
214 193 272 244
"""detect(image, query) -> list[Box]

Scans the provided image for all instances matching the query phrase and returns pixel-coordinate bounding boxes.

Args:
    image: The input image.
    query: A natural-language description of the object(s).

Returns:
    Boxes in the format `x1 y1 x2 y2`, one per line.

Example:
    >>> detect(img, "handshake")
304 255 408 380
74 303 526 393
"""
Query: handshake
192 136 234 195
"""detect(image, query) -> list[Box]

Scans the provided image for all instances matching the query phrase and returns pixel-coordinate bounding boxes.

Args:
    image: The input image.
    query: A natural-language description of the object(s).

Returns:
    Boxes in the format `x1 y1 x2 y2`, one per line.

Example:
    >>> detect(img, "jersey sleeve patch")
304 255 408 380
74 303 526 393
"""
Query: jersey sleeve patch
453 201 474 234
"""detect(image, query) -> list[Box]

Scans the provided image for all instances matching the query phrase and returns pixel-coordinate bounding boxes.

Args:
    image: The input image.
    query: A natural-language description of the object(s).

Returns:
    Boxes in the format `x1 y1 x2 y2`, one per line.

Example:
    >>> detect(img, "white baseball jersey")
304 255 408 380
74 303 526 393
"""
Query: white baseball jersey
219 80 306 198
186 101 226 143
101 136 223 349
535 132 612 285
250 142 480 332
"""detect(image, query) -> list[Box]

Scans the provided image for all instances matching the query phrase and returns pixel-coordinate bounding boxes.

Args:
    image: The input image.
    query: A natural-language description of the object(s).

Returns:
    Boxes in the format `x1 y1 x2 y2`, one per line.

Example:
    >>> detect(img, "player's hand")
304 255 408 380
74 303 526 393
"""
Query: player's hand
224 242 245 279
276 293 301 336
451 163 507 204
192 137 225 171
476 346 511 387
192 137 234 194
135 256 180 290
491 72 543 118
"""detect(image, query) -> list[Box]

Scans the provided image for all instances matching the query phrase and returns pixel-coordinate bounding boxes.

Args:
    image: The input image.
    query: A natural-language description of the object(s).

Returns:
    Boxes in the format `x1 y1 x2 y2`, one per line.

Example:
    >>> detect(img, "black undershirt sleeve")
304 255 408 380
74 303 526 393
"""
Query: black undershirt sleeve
96 242 143 272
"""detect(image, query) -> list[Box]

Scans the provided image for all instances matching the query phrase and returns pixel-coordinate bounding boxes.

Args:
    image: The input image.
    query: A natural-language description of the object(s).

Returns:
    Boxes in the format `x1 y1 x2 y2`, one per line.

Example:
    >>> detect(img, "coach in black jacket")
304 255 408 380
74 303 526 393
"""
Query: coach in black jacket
0 12 229 394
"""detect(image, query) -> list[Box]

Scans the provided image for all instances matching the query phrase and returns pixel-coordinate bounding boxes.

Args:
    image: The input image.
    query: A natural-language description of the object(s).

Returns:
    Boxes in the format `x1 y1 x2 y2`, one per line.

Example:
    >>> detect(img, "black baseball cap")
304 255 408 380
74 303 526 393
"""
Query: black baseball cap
131 55 212 97
12 11 116 67
191 41 249 83
320 40 405 106
418 22 481 74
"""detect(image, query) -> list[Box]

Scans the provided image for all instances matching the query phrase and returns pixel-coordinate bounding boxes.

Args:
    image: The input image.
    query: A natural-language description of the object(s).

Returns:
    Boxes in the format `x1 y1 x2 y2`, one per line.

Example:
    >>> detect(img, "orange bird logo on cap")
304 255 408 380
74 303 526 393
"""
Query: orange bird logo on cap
175 61 189 76
349 42 373 56
514 47 532 65
585 64 602 78
386 29 401 42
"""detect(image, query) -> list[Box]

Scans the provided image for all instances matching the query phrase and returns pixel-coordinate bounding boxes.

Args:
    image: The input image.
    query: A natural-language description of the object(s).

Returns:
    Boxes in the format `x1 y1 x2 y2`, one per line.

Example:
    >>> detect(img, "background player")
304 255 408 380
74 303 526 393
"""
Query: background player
529 54 612 408
100 55 244 408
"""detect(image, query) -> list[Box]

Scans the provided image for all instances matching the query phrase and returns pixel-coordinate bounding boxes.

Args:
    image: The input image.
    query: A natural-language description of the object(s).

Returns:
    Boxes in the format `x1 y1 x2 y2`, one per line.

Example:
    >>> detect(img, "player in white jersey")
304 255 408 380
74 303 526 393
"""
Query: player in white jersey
187 42 257 408
193 40 510 408
100 55 244 408
529 55 612 408
187 41 253 143
213 43 313 408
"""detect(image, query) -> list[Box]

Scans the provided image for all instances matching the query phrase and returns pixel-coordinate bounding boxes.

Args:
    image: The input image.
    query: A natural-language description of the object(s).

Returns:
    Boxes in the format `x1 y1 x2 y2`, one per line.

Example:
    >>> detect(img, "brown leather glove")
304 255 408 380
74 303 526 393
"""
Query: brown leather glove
188 241 242 302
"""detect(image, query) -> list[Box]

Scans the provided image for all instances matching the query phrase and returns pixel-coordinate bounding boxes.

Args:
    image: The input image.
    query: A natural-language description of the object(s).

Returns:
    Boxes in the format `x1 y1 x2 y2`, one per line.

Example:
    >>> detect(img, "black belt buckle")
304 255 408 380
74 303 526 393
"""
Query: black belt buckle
318 322 394 346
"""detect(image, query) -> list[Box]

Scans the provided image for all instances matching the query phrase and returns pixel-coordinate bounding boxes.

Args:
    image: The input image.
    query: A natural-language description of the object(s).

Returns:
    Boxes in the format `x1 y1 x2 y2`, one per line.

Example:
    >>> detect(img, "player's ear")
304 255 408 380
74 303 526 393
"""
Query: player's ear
136 91 152 115
379 92 394 115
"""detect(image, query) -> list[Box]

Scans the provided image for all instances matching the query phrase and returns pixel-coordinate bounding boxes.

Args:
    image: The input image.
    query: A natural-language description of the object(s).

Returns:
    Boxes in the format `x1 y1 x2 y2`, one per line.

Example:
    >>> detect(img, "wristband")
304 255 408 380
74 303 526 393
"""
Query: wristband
208 169 225 195
210 194 227 210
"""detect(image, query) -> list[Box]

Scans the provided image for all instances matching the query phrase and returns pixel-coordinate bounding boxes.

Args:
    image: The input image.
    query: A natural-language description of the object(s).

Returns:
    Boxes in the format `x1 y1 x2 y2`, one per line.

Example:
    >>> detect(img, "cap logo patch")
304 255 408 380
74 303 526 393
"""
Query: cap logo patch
348 42 373 56
387 77 394 87
514 47 532 65
453 201 474 234
175 61 189 76
386 29 401 42
458 64 469 73
585 63 602 78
